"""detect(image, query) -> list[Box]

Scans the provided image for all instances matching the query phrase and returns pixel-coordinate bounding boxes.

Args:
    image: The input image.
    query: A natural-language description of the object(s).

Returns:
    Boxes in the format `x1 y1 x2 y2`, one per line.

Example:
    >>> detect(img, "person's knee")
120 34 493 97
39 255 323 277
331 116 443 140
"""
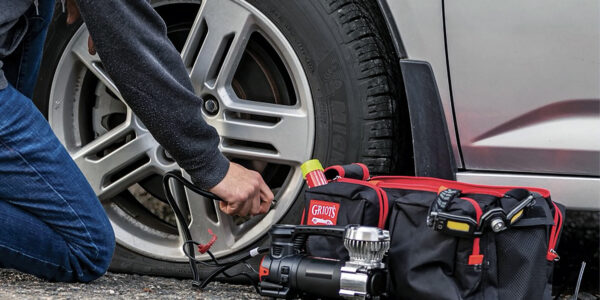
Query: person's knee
96 221 116 273
73 211 116 282
85 219 115 282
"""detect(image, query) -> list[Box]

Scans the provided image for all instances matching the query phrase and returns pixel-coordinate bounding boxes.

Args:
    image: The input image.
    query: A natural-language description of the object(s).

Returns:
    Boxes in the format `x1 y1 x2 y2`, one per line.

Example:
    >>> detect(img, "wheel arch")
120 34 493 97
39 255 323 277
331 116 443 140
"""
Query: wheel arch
374 1 456 179
374 0 407 59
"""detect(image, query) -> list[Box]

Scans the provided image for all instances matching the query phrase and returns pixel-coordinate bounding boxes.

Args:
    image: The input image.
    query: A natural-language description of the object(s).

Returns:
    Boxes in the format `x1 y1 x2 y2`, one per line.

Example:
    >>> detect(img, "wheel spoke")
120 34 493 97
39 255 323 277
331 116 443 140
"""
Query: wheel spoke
205 94 311 165
71 112 133 159
71 29 123 101
186 190 236 249
181 0 254 93
72 115 160 200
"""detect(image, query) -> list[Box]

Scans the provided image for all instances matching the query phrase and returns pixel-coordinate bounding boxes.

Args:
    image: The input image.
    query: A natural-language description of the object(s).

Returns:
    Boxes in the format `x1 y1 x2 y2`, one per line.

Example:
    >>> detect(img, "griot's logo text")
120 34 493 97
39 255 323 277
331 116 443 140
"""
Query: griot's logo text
311 203 337 219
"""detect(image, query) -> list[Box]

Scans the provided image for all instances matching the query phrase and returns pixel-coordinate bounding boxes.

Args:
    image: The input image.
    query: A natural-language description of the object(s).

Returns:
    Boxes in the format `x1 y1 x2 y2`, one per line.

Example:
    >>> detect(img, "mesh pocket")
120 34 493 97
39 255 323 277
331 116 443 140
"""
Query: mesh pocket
496 227 547 299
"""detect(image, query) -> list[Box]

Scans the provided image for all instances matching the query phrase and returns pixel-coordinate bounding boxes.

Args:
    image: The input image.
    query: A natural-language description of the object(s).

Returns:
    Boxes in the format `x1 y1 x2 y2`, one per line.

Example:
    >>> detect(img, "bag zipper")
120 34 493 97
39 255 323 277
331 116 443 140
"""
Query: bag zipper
376 181 506 197
546 201 564 261
372 176 551 198
335 177 388 229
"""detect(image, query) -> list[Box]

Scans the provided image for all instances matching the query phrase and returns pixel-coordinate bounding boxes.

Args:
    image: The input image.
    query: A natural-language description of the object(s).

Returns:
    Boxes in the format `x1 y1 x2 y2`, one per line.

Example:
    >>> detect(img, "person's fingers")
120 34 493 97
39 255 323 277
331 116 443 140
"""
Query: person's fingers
250 188 262 216
218 201 227 211
65 0 80 24
238 196 253 217
88 36 96 55
218 199 234 215
210 162 273 216
258 197 270 214
258 180 274 214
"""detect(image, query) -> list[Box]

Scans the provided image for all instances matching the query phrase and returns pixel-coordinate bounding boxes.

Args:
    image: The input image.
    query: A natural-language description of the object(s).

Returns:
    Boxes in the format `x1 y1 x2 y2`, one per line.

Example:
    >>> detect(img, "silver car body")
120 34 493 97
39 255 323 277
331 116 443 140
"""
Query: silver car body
387 0 600 209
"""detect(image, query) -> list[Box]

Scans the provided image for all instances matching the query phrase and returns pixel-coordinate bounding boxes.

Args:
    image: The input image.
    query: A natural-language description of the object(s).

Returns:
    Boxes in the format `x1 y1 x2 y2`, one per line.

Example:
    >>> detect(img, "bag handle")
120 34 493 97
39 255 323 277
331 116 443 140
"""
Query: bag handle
324 163 370 181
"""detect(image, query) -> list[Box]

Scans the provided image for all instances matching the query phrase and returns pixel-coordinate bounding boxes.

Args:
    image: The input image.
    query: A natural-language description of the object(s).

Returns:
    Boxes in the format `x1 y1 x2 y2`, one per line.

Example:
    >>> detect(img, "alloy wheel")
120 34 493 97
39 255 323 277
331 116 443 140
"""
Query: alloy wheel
47 0 314 261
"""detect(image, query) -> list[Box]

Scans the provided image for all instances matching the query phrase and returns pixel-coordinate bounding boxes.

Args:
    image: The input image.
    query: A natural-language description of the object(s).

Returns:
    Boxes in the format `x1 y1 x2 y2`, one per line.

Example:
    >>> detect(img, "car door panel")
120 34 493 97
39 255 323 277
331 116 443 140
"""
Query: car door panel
445 0 600 176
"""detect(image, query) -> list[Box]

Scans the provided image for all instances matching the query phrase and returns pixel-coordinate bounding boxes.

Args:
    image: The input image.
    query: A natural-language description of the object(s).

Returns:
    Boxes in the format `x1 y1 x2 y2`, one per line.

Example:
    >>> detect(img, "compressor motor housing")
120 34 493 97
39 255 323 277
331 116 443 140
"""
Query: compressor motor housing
258 224 390 299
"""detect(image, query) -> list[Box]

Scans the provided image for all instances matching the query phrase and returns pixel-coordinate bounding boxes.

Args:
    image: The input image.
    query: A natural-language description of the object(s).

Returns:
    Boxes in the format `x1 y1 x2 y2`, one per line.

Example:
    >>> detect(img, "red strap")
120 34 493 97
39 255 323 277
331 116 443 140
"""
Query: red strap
468 238 484 265
462 197 484 265
546 202 563 261
461 197 482 222
378 188 389 229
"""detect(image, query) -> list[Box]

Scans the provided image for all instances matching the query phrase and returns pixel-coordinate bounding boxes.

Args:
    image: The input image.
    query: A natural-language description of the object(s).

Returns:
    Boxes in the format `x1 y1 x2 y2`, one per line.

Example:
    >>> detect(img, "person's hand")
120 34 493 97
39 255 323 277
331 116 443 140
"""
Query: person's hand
65 0 96 55
209 162 274 217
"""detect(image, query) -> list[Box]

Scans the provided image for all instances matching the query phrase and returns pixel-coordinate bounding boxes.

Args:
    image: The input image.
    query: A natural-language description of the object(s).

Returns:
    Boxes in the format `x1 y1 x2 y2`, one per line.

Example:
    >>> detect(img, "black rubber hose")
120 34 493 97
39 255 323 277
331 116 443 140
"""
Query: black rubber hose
162 171 223 283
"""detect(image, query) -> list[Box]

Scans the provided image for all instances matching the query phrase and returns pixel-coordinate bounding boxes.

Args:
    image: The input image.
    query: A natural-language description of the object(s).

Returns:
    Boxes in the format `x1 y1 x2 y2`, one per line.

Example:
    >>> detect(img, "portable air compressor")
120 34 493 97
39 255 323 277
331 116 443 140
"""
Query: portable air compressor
258 224 390 299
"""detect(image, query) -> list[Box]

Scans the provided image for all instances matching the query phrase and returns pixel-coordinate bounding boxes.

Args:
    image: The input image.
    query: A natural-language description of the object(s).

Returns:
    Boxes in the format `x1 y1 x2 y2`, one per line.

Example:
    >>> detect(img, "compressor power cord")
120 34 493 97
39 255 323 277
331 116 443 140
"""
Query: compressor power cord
162 171 268 291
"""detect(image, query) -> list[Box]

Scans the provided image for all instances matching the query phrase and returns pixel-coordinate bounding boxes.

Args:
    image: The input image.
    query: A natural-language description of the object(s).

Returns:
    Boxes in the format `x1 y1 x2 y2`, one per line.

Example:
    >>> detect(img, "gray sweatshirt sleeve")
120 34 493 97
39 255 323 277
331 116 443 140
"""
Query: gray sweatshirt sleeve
75 0 230 189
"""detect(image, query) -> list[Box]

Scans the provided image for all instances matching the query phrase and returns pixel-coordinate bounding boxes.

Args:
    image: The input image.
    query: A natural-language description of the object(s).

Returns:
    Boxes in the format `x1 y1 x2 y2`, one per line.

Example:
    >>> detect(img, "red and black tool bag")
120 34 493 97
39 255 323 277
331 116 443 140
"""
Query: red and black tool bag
376 176 565 300
301 163 389 259
299 164 565 299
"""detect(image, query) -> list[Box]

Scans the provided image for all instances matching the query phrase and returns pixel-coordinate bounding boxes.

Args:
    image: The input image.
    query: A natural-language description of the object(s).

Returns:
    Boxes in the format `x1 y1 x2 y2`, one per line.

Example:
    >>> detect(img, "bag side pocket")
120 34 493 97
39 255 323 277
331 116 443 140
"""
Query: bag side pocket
303 181 380 259
388 191 463 300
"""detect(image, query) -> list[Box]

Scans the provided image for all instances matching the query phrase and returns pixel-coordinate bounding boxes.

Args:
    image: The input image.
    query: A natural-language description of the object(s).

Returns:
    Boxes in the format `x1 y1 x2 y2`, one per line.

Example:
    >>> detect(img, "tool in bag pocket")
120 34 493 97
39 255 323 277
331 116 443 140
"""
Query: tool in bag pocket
425 187 539 268
376 176 565 300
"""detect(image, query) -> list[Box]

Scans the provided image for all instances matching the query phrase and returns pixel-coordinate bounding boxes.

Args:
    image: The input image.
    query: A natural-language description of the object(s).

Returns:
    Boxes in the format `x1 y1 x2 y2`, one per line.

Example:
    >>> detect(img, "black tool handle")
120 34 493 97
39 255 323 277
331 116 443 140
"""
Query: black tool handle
292 224 348 239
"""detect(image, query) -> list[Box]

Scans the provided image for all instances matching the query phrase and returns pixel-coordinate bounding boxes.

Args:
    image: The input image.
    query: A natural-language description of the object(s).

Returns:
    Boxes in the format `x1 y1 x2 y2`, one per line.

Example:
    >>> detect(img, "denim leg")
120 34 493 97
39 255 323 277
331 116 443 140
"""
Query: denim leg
0 84 115 282
2 0 55 97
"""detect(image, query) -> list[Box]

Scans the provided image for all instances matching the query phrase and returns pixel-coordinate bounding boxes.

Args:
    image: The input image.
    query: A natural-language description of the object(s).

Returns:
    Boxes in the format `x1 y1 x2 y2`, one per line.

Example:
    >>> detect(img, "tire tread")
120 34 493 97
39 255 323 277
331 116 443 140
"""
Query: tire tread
325 0 406 174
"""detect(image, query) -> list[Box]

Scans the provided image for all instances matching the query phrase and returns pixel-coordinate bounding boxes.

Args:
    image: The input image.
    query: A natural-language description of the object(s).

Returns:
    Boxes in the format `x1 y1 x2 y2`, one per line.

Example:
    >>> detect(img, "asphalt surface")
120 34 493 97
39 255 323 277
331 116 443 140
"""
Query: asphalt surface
0 269 264 299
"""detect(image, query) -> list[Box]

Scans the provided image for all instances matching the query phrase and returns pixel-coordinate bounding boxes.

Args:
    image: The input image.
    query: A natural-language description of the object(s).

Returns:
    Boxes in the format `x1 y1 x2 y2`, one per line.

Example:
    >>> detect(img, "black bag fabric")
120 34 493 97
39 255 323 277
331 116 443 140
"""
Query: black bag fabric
299 164 565 299
377 176 565 300
301 163 389 259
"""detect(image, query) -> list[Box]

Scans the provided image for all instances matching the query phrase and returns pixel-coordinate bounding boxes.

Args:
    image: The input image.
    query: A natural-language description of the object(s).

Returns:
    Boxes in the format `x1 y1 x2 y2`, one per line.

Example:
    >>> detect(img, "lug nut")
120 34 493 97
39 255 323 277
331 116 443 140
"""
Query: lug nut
163 148 174 162
203 97 219 115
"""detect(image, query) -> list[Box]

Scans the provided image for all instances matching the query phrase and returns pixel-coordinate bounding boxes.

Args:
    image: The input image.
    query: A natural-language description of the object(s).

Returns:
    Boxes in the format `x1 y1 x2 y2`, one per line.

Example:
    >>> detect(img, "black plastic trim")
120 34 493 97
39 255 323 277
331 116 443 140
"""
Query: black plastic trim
400 59 456 180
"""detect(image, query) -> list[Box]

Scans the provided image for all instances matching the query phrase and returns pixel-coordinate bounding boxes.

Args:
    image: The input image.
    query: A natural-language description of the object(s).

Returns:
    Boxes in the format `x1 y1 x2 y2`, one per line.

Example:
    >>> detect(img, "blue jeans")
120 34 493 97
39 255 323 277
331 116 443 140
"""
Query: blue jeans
0 1 115 282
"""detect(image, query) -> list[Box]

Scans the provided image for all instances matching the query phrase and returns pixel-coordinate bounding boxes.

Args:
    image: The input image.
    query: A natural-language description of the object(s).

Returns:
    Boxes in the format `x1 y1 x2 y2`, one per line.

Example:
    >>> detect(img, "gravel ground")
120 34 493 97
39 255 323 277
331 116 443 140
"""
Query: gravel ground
0 269 264 300
0 211 596 299
1 268 598 299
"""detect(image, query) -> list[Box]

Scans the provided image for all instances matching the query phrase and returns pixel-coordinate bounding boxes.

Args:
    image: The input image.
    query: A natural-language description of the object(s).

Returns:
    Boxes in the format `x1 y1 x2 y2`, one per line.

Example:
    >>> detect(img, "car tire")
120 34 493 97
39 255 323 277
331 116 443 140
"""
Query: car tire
34 0 407 278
